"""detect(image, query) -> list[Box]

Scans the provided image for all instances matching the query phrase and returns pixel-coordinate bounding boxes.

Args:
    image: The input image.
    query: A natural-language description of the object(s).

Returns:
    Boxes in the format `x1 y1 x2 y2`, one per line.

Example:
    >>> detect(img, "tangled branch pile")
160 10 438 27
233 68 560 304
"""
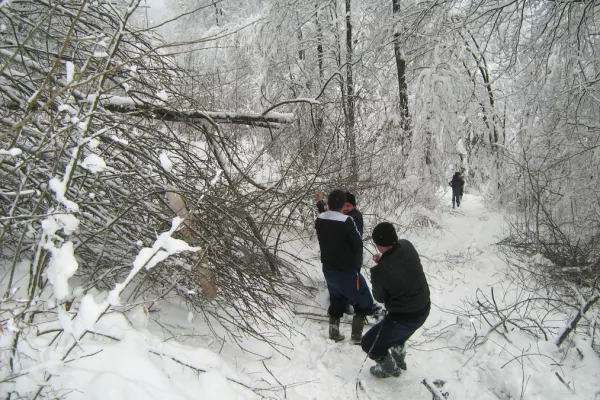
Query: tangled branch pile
0 1 318 381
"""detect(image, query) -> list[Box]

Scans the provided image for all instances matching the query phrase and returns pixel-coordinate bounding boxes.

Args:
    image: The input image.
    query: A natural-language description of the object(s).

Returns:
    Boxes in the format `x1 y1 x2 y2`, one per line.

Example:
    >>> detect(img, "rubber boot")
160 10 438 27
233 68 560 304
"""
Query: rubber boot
329 316 345 342
390 344 407 370
370 354 401 378
350 315 365 345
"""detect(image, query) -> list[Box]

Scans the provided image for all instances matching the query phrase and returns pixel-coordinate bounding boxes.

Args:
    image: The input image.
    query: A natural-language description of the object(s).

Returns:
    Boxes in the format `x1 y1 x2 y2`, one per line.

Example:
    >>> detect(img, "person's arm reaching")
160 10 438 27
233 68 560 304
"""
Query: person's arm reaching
314 191 327 213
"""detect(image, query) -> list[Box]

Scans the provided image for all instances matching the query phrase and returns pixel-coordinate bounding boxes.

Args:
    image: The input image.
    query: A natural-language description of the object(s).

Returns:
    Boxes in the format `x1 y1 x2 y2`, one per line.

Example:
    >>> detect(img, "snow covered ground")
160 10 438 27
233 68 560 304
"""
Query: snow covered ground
131 190 600 399
3 191 599 399
222 191 599 400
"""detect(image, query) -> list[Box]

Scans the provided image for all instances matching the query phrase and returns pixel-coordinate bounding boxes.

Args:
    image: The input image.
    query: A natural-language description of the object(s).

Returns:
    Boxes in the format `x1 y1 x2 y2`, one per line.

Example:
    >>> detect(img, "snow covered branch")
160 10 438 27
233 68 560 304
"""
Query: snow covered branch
421 379 448 400
98 96 295 128
556 293 600 347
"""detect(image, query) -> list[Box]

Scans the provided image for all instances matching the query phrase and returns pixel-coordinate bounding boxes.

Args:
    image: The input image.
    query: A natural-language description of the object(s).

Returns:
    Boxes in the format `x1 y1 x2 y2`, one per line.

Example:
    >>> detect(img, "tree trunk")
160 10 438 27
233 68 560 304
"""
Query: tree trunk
345 0 358 183
314 4 324 160
392 0 411 173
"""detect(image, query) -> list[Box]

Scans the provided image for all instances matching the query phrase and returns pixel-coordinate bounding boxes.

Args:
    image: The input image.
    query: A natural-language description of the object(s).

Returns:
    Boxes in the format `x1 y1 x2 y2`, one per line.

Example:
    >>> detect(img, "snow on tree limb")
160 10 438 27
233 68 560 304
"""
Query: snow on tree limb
95 95 295 128
556 294 600 347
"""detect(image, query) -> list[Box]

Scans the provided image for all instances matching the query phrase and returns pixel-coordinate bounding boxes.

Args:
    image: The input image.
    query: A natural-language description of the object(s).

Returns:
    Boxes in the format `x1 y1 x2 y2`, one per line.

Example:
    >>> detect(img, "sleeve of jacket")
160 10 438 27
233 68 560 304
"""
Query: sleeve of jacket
354 213 364 237
347 218 363 270
316 200 326 213
370 267 386 303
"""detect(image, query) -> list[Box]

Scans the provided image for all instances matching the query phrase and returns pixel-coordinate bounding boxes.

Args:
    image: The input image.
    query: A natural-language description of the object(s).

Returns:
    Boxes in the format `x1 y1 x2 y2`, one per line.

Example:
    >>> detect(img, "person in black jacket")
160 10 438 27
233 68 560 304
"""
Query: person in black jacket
315 189 376 343
449 172 465 208
361 222 430 378
316 191 363 237
342 192 364 237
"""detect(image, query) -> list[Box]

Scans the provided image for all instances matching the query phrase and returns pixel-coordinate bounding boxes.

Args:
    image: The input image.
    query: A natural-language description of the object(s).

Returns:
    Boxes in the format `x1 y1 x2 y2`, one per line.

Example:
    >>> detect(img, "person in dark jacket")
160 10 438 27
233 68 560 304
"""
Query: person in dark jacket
316 190 375 317
343 192 364 237
361 222 430 378
449 172 465 208
316 191 363 236
315 189 376 344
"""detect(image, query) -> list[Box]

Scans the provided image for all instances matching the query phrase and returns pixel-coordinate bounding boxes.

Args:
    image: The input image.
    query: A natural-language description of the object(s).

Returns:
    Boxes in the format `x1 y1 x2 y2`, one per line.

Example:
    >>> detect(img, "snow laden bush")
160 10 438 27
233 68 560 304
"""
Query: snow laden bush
490 0 600 354
0 1 311 397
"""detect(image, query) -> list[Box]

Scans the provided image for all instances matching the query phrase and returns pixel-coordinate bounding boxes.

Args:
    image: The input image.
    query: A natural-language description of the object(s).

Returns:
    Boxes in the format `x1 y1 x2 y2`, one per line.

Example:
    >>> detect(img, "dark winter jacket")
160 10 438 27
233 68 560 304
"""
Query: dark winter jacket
347 208 364 237
315 211 363 271
316 200 327 214
371 240 430 316
449 175 465 195
317 201 363 238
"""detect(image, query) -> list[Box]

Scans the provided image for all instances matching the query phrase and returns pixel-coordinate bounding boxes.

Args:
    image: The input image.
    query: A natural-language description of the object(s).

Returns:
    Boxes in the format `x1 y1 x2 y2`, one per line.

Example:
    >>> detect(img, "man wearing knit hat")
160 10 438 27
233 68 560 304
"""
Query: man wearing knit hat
361 222 431 378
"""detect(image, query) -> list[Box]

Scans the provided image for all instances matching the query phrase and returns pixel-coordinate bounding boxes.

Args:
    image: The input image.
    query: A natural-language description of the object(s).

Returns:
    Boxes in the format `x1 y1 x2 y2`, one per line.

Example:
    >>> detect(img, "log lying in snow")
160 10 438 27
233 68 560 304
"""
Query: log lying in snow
96 95 295 128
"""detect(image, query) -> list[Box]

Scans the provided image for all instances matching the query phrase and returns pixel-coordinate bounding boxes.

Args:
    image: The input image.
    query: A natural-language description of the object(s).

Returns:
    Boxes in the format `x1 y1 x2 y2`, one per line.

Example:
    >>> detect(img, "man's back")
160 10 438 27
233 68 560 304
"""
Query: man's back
315 211 362 271
450 175 464 188
371 240 430 314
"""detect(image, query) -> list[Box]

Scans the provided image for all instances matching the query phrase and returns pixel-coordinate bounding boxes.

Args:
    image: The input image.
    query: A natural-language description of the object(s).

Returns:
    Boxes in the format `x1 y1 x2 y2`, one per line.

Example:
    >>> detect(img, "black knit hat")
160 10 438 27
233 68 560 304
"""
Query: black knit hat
372 222 398 247
345 191 357 206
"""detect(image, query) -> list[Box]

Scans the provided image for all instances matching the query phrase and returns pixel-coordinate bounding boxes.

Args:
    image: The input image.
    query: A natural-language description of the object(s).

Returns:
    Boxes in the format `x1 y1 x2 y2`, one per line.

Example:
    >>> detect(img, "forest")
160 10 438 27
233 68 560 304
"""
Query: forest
1 0 599 399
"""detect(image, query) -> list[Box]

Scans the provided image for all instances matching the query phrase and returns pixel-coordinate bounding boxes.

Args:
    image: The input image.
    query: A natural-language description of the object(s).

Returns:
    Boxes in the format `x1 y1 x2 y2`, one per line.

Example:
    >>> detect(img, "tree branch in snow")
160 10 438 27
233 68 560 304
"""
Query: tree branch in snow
99 97 295 128
556 293 600 347
421 379 448 400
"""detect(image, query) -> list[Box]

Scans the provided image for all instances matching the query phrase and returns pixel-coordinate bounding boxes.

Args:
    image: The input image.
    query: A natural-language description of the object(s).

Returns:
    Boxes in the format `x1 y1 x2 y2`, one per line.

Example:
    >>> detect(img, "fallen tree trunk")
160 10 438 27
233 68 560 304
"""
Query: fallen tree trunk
97 96 295 128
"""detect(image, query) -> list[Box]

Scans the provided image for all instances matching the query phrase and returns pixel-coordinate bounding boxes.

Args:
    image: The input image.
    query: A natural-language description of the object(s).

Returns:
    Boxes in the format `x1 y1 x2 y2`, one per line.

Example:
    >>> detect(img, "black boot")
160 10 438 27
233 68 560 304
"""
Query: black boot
329 316 345 342
370 354 401 378
350 315 365 345
390 344 407 370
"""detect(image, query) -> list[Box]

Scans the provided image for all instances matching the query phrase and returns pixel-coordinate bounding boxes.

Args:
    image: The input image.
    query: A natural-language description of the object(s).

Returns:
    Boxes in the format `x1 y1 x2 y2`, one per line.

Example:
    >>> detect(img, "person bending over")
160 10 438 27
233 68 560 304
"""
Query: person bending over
361 222 430 378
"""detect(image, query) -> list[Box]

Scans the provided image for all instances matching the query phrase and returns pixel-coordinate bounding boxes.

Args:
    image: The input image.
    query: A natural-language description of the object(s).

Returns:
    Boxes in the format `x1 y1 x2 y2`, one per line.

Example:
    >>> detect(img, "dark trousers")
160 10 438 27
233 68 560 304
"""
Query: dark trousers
452 189 462 206
361 308 430 361
323 265 374 318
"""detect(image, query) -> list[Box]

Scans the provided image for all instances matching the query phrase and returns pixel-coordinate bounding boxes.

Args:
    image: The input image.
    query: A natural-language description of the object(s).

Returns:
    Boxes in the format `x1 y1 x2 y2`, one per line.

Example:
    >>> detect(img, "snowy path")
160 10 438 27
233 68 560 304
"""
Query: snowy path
262 192 511 400
144 192 598 400
244 192 598 400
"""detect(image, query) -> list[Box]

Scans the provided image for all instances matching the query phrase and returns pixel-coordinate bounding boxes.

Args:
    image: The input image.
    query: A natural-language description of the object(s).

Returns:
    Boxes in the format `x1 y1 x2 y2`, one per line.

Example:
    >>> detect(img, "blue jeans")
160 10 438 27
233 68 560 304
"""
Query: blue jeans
361 308 430 361
322 265 374 318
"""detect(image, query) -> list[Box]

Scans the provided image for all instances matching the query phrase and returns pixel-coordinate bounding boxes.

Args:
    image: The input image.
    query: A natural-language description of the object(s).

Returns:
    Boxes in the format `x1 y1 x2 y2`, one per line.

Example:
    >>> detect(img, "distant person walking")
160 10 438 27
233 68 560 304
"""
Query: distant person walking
361 222 430 378
449 172 465 208
315 189 378 344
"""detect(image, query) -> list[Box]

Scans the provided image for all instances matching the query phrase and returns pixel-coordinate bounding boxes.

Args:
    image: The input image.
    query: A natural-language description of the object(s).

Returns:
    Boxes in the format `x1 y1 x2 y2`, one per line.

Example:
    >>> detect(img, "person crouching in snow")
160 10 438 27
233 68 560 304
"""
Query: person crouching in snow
361 222 431 378
315 189 378 344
